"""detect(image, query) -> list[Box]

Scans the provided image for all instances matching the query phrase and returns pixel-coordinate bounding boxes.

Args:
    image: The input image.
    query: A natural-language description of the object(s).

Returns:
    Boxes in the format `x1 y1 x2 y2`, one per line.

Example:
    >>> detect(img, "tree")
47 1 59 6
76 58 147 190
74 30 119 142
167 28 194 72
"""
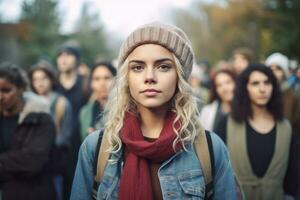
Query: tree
18 0 61 68
69 2 114 66
263 0 300 60
172 0 300 65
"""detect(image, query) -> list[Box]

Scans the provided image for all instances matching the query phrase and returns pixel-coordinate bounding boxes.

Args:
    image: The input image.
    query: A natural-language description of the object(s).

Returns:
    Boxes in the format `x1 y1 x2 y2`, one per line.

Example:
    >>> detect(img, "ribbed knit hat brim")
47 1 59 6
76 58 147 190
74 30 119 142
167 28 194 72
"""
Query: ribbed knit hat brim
118 22 194 80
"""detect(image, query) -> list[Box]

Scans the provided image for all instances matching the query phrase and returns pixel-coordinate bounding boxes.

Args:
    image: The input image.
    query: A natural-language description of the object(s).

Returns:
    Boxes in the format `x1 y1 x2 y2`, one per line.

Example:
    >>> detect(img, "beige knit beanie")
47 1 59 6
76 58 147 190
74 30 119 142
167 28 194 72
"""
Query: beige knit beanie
118 22 195 80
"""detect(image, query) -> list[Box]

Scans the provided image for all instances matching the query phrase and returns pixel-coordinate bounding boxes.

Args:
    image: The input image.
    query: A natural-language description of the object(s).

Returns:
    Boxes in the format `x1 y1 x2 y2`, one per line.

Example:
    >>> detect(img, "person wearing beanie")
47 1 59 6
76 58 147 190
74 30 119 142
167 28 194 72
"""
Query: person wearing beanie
70 22 237 200
265 52 289 82
265 53 300 139
55 45 90 199
188 63 209 104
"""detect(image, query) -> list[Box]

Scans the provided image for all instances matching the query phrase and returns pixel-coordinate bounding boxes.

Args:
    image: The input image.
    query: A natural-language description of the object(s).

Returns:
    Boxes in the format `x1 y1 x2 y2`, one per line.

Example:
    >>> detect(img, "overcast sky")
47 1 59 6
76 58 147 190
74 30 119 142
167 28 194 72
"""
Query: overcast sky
0 0 199 37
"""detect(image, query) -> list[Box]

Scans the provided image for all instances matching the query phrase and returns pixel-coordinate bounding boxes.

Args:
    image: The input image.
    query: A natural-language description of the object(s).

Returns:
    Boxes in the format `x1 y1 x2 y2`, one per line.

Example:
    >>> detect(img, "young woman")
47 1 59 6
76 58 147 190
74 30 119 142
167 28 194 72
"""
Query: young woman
199 69 235 135
0 63 56 200
29 60 73 147
79 62 116 140
29 60 73 200
70 22 236 200
222 64 298 200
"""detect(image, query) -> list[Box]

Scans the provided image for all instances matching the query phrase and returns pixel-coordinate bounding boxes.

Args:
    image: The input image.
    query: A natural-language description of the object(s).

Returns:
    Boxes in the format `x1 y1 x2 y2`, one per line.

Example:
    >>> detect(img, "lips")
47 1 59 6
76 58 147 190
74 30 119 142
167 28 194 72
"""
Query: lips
141 89 161 97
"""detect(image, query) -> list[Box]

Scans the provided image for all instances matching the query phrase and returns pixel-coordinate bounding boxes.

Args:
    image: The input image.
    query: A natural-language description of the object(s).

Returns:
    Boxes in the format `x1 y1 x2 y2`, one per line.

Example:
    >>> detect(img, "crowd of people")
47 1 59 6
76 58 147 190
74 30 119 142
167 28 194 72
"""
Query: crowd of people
0 21 300 200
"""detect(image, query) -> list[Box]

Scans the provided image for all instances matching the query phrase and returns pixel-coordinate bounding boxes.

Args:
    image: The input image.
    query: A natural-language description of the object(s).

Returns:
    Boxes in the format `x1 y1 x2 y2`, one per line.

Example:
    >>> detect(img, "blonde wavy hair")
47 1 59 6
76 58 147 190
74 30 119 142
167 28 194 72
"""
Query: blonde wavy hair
102 53 203 153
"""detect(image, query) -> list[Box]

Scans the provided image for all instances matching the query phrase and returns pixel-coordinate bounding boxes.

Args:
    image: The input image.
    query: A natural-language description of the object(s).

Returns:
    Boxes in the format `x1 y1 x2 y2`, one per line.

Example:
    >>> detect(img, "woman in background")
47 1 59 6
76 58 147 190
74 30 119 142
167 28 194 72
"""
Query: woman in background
0 63 56 200
199 69 235 135
79 61 116 140
220 64 298 199
29 60 73 200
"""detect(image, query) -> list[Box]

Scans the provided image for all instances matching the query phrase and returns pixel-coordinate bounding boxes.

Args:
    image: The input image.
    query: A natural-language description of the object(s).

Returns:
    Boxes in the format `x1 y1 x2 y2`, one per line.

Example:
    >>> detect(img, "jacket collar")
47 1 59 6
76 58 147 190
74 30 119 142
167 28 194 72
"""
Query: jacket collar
18 92 50 124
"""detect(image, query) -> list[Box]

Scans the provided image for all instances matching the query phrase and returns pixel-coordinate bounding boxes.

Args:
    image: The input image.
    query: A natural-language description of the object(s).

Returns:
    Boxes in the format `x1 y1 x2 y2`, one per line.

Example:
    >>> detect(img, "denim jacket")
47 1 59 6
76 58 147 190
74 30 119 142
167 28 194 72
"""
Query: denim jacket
70 131 237 200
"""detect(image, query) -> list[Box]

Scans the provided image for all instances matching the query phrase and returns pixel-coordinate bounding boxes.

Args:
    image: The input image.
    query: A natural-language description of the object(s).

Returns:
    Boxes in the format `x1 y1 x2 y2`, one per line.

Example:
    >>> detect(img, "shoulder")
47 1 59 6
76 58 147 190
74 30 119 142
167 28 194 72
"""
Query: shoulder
80 101 94 117
278 118 292 131
210 132 229 160
209 132 232 177
19 92 51 123
23 92 50 113
79 130 101 161
201 101 218 112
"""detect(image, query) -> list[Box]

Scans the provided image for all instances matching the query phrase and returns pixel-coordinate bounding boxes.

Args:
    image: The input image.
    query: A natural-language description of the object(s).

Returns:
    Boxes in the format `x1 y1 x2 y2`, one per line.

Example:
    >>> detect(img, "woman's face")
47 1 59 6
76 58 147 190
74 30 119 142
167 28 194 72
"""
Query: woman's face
56 52 77 73
247 71 273 107
91 66 114 100
215 72 235 103
32 70 52 95
270 65 285 83
0 78 22 112
127 44 178 111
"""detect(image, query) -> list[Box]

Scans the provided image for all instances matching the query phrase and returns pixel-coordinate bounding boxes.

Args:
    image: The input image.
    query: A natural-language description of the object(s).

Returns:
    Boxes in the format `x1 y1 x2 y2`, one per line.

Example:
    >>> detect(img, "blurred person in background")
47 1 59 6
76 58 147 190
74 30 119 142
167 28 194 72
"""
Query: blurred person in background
29 60 73 200
55 45 90 199
188 63 209 104
265 53 300 138
0 63 56 200
219 64 298 200
199 69 236 135
79 61 116 140
78 62 91 79
232 47 255 75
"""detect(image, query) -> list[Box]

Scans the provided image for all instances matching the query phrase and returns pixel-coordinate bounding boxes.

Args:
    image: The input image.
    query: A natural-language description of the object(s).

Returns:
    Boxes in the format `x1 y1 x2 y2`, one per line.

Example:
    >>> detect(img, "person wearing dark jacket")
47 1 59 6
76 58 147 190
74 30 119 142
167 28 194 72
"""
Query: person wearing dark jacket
0 63 56 200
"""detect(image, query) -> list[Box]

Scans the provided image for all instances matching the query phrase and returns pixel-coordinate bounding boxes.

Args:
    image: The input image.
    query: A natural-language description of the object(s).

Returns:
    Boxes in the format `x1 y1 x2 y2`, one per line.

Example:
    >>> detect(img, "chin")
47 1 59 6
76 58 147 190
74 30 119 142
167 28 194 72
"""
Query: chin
254 101 269 107
138 101 170 110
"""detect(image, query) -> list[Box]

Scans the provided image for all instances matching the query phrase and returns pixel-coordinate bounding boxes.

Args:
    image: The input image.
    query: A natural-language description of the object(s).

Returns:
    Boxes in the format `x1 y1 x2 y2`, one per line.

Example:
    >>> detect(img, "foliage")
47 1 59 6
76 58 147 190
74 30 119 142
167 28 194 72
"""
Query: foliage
18 0 61 68
69 2 114 66
173 0 300 65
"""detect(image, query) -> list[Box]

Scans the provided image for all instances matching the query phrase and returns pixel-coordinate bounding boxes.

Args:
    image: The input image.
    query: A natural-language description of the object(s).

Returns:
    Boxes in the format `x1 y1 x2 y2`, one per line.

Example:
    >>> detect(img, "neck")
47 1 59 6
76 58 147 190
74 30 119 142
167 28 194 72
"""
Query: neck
138 106 168 139
59 70 77 89
250 103 272 120
249 103 275 134
60 69 77 80
97 97 107 106
221 101 231 113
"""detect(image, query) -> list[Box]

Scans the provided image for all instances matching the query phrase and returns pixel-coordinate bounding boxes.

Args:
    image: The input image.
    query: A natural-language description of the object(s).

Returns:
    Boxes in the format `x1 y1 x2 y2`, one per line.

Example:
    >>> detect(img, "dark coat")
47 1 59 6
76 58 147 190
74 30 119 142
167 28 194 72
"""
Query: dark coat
0 93 57 200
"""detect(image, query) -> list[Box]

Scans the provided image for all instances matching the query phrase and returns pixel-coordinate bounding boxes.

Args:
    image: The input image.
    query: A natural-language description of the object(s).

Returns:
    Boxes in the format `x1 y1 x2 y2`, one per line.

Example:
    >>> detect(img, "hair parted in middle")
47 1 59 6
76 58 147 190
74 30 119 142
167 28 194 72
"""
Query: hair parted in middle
231 63 283 123
209 69 236 103
101 22 203 153
29 60 58 93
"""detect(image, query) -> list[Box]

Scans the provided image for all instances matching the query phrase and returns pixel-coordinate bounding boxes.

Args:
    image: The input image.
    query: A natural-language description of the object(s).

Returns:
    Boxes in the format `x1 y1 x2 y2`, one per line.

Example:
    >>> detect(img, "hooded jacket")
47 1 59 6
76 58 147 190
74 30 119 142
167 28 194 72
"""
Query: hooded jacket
0 92 57 200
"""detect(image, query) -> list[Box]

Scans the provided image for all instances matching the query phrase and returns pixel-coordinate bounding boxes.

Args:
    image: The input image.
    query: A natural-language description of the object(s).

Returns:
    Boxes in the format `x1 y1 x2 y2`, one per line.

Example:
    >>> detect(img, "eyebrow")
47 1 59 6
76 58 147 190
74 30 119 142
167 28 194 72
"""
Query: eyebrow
128 58 173 65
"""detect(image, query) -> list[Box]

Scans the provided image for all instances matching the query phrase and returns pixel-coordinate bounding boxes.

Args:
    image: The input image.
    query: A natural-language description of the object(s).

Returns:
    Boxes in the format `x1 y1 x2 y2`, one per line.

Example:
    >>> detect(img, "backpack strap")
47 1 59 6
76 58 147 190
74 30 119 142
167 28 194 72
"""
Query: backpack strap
92 129 215 200
92 130 105 200
194 129 215 199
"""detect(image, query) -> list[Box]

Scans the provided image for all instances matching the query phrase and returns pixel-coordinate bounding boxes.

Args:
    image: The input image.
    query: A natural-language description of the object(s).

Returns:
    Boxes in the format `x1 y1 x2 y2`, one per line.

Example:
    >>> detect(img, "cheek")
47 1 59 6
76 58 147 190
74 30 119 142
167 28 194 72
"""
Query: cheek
164 75 177 96
5 93 18 105
105 80 113 90
128 74 140 95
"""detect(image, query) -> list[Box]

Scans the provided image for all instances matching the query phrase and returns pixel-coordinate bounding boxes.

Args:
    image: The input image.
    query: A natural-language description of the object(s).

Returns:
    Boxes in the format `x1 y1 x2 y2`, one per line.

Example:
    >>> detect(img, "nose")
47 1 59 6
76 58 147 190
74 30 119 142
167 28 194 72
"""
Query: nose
144 68 157 84
259 83 266 93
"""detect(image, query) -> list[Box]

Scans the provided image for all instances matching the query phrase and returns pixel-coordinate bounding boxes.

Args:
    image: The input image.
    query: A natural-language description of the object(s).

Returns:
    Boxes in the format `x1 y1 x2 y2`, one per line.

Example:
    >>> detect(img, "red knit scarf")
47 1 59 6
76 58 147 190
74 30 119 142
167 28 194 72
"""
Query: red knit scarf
119 111 181 200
